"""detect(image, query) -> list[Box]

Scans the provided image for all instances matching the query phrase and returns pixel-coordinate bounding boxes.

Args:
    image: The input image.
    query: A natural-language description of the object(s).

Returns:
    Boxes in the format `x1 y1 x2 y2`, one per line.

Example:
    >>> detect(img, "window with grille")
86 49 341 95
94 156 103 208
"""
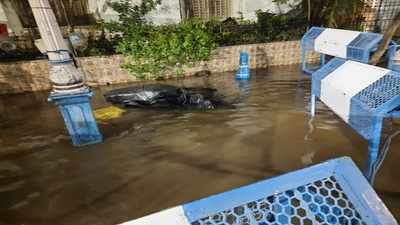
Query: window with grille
190 0 232 20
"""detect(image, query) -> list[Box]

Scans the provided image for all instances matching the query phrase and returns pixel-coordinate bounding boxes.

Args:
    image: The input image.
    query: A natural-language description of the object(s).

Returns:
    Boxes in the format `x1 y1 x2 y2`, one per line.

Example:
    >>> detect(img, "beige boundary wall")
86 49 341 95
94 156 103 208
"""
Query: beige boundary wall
0 40 318 94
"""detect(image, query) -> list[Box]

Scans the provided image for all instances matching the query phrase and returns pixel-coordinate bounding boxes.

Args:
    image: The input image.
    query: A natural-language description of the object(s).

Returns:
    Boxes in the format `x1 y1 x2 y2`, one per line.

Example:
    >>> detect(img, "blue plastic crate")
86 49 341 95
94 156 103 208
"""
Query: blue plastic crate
350 71 400 138
311 58 346 97
310 59 400 181
388 42 400 72
122 157 397 225
301 27 383 74
301 27 325 51
347 32 382 62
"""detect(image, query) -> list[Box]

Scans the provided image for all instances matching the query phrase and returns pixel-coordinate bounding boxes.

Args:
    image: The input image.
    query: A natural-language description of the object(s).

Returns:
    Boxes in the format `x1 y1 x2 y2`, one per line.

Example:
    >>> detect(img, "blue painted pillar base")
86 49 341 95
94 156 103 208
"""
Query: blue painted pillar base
236 52 250 80
48 90 103 147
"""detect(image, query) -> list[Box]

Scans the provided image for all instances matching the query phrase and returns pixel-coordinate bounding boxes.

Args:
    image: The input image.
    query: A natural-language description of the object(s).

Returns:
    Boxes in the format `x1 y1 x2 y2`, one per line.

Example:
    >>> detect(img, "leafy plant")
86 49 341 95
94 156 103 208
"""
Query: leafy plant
116 19 216 79
104 0 161 32
103 0 216 80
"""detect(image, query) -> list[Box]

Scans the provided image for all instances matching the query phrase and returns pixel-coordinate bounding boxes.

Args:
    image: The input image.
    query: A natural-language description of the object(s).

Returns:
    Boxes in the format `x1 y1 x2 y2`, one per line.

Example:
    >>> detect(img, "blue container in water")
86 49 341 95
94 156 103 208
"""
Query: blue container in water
48 90 103 147
236 52 250 80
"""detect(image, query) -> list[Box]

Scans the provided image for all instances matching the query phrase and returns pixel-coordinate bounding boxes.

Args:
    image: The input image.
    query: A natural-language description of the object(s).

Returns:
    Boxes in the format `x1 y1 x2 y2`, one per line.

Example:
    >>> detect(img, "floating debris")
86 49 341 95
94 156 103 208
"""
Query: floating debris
94 106 126 122
104 84 225 110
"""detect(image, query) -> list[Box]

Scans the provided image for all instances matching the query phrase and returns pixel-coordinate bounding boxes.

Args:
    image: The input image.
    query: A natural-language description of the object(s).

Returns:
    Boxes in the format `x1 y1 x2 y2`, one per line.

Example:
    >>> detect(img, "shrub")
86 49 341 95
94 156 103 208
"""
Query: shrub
94 0 307 79
102 0 216 80
115 19 216 79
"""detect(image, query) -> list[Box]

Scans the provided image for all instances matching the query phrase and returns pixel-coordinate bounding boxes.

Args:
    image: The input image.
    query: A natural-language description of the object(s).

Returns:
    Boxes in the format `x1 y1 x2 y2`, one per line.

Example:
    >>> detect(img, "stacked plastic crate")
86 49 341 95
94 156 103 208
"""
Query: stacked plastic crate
301 27 384 74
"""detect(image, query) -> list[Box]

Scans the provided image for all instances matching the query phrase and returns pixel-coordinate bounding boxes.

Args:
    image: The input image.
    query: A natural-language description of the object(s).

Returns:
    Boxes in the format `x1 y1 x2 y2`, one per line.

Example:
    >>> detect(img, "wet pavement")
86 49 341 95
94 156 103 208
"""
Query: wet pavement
0 66 399 225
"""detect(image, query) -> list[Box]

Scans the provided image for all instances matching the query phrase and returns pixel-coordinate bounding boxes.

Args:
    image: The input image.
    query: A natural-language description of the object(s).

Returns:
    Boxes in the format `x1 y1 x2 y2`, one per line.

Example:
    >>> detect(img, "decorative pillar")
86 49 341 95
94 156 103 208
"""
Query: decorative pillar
28 0 102 147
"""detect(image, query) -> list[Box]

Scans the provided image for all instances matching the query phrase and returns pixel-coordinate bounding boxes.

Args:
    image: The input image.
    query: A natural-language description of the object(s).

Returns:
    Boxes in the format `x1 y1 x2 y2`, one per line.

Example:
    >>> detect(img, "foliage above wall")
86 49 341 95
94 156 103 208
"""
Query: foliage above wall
86 0 366 79
102 0 216 80
116 19 216 79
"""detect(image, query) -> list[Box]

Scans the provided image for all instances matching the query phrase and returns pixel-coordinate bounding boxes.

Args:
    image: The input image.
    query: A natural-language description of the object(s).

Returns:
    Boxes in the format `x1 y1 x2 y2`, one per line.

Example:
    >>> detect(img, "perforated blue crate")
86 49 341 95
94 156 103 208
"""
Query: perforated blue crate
310 59 400 181
122 157 397 225
388 42 400 72
301 27 325 51
301 27 383 74
389 63 400 73
301 27 325 74
349 70 400 139
311 58 346 97
347 32 383 62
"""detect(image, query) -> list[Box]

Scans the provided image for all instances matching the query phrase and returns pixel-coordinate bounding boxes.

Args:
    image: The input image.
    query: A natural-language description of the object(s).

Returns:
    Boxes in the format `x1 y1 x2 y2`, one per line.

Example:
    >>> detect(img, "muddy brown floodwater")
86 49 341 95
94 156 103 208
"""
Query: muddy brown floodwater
0 66 399 225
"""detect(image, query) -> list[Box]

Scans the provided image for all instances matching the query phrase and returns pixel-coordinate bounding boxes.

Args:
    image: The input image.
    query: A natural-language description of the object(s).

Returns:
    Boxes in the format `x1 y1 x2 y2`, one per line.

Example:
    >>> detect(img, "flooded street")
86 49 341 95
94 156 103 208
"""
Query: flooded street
0 65 399 225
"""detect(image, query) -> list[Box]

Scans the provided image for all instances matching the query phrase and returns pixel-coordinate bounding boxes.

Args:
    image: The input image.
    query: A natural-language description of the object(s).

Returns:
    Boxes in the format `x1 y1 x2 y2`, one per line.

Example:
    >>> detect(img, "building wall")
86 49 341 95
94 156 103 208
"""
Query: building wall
0 0 297 30
87 0 182 24
0 4 6 22
0 0 24 35
0 0 182 30
0 41 319 94
186 0 296 21
0 0 300 40
148 0 182 24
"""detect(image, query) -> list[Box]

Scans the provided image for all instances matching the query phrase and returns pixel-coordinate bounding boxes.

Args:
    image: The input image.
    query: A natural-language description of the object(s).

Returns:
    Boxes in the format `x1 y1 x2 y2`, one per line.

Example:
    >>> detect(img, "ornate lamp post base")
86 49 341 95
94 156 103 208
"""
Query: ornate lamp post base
28 0 103 147
48 90 103 147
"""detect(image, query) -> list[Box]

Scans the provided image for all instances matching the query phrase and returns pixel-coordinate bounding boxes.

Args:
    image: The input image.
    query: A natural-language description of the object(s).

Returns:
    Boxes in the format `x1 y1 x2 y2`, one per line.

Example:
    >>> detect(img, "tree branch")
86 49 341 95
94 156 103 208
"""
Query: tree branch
369 11 400 65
